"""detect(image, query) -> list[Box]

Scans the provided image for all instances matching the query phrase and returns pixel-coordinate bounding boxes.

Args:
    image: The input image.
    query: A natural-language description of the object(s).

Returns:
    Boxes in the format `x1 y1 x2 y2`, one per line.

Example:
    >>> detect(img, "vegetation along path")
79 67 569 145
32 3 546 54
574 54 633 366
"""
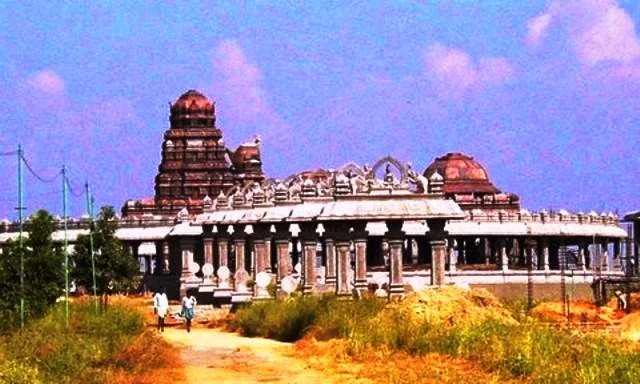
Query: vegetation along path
160 327 370 384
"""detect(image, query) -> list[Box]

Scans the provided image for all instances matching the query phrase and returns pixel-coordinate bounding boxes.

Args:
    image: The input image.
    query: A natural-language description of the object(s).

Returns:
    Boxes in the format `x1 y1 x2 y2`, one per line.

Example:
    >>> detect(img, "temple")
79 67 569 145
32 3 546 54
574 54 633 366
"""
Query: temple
0 89 636 301
122 90 264 217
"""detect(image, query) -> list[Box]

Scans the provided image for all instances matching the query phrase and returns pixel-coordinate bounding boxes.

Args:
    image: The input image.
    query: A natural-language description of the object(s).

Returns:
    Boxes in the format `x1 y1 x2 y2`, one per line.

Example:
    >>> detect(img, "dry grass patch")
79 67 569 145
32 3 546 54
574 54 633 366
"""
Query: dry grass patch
294 336 518 384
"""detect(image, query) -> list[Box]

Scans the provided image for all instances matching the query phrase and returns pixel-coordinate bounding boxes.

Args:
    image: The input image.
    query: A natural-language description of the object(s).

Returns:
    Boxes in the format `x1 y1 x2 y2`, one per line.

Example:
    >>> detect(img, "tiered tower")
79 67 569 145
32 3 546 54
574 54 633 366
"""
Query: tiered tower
122 89 264 217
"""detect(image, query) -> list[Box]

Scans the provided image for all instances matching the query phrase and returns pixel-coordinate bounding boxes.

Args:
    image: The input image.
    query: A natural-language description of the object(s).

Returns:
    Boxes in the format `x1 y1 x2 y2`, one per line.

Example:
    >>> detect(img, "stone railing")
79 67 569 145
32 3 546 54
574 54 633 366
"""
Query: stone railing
0 216 176 234
464 209 620 226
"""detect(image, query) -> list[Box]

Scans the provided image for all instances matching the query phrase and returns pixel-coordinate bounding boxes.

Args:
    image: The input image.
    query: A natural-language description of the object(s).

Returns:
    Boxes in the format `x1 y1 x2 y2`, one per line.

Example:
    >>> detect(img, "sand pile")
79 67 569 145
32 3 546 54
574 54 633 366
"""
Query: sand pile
619 313 640 341
385 286 517 328
531 300 621 325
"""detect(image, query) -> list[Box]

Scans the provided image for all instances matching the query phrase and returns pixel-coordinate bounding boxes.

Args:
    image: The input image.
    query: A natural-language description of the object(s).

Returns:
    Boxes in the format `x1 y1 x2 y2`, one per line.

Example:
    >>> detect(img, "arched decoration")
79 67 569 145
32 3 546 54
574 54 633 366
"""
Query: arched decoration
282 173 302 186
337 161 364 177
371 155 408 183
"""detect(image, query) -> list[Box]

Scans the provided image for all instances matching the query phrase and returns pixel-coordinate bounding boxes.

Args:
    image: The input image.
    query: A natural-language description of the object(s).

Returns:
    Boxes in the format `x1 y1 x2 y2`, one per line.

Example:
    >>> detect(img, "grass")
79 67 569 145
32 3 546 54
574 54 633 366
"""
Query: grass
231 293 640 383
0 300 184 384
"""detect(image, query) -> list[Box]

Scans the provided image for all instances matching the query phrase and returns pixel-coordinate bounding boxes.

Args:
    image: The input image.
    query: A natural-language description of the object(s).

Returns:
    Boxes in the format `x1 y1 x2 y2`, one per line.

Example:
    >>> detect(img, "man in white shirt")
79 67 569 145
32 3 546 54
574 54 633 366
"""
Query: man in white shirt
153 286 169 332
181 290 197 333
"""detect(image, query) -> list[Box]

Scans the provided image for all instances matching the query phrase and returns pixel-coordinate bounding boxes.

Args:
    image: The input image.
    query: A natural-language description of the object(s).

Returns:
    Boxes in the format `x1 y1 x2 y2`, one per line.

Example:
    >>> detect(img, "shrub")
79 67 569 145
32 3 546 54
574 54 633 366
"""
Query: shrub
0 359 42 384
0 301 147 384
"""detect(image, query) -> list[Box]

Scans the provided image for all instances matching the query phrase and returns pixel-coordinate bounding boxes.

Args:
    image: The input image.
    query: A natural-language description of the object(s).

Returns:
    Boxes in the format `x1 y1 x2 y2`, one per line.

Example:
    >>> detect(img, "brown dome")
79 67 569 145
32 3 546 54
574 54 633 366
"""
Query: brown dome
170 89 215 128
232 142 261 167
423 152 500 195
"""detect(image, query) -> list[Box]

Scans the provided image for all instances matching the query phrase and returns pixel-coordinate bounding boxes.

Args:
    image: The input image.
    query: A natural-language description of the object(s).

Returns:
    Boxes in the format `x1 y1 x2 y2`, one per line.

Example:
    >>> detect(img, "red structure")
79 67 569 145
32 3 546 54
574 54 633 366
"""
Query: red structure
122 90 264 217
423 152 519 211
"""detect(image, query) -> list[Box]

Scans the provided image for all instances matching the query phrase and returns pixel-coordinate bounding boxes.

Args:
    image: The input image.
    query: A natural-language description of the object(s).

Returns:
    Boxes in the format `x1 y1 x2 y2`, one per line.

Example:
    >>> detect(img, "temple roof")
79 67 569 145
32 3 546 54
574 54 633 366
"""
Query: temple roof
423 152 500 195
171 89 214 112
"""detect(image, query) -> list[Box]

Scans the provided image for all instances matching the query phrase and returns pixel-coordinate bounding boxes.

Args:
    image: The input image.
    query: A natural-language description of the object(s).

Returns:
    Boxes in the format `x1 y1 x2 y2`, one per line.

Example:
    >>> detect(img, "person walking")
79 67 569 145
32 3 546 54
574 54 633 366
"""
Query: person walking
153 286 169 332
181 290 197 333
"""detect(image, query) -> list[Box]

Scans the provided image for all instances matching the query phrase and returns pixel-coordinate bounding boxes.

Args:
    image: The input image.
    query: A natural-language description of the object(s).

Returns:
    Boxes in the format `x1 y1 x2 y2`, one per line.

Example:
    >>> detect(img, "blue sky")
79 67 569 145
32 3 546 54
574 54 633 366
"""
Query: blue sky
0 1 639 218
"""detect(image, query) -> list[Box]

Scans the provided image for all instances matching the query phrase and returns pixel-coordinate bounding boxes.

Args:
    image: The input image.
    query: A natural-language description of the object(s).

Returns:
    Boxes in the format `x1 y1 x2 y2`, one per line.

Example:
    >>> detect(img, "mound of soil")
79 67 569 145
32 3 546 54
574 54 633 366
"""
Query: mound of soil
531 300 622 325
619 313 640 341
386 286 517 328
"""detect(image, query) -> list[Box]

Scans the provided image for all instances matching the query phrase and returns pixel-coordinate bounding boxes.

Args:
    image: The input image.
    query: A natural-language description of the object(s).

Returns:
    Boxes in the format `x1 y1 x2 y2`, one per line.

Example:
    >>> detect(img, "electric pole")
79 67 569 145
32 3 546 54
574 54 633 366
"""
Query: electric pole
62 165 69 326
17 144 25 328
85 181 98 312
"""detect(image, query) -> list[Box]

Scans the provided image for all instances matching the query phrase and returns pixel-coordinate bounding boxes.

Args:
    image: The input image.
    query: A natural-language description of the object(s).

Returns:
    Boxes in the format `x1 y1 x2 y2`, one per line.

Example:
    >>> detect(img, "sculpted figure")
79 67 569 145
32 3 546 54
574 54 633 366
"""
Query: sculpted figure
407 165 429 193
288 175 302 199
384 164 396 185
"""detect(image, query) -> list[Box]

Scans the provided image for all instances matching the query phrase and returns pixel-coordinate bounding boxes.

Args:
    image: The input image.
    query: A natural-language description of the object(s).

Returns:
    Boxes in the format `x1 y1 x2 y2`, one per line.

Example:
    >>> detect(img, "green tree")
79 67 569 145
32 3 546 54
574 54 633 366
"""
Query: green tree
71 206 139 308
0 210 64 331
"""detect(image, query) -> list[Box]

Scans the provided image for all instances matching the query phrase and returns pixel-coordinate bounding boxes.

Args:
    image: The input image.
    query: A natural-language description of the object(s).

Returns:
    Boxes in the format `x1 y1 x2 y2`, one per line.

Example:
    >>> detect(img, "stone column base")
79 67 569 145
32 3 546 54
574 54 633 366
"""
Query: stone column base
389 284 404 301
354 279 368 296
231 290 252 303
213 287 232 298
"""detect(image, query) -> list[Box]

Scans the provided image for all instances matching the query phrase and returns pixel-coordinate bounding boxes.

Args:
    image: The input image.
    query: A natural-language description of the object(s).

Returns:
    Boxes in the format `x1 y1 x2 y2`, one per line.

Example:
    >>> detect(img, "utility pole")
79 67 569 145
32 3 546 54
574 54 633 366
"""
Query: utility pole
62 165 69 327
17 144 25 328
85 181 98 313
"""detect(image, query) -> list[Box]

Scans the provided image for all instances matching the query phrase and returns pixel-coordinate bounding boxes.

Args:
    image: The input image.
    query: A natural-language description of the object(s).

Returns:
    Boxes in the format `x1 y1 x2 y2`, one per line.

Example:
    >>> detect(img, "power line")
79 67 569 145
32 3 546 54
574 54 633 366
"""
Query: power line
0 150 17 156
65 177 84 198
21 154 62 183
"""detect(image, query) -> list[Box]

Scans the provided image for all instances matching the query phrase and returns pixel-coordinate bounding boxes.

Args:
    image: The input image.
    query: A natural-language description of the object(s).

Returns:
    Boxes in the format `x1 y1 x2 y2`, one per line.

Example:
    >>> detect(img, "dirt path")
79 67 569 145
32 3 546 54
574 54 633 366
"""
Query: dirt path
160 327 370 384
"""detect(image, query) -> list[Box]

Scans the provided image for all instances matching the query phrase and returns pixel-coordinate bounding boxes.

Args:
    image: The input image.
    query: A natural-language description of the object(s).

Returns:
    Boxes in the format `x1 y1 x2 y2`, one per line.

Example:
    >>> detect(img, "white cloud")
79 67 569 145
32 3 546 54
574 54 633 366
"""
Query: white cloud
526 0 640 66
26 69 65 95
526 13 552 46
423 43 514 99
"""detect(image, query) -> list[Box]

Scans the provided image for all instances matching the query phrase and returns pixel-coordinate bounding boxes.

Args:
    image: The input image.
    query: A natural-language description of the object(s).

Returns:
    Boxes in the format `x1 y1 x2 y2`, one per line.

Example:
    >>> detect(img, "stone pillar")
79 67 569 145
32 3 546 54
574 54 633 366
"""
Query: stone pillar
178 237 198 298
202 225 215 287
179 238 195 280
232 225 251 302
324 236 337 287
266 234 273 273
129 241 141 273
578 244 587 271
601 240 609 272
203 238 214 266
251 224 272 299
334 222 352 297
299 223 318 295
542 238 550 272
161 241 170 274
213 225 232 295
274 223 291 296
428 219 447 286
499 238 509 272
613 239 622 271
448 239 457 273
483 237 491 265
525 239 537 270
352 222 368 296
217 225 230 268
386 220 405 300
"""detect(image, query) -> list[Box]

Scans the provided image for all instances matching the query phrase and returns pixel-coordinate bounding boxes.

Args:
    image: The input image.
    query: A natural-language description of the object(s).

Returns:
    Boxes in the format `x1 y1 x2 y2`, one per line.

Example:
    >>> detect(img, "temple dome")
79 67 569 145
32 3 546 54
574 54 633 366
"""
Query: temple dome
232 137 262 168
423 152 500 195
170 89 215 128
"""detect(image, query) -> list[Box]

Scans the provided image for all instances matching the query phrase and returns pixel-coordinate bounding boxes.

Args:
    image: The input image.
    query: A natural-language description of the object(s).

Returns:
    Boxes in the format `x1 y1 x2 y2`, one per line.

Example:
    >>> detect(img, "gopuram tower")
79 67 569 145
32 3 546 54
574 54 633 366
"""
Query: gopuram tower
122 89 264 217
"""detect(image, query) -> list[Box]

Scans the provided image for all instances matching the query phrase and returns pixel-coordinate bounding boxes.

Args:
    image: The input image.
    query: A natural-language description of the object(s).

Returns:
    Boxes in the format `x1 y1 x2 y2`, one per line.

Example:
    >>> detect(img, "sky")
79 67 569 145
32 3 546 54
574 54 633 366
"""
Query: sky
0 1 639 219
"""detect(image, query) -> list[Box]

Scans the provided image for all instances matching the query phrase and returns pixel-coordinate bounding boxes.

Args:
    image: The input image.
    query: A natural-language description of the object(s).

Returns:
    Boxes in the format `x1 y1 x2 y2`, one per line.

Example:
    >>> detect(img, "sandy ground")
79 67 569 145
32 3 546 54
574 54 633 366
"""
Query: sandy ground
160 327 370 384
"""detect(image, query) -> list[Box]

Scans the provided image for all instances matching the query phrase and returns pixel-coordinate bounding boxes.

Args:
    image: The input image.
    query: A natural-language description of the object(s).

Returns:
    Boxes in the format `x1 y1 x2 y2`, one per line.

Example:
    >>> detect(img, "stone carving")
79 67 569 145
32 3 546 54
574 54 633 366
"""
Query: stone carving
232 187 246 207
407 163 429 193
334 173 351 195
274 182 289 202
301 178 317 198
177 207 189 222
287 176 303 200
251 182 266 205
202 195 214 212
383 164 396 185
